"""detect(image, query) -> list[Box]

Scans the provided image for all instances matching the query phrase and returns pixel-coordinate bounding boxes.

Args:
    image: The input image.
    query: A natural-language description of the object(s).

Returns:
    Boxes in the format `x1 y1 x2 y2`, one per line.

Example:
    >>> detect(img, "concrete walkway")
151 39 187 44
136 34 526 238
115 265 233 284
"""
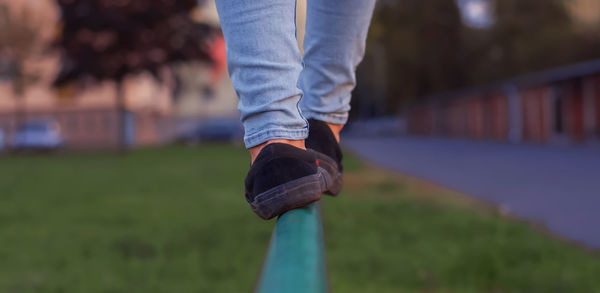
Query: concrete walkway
344 136 600 248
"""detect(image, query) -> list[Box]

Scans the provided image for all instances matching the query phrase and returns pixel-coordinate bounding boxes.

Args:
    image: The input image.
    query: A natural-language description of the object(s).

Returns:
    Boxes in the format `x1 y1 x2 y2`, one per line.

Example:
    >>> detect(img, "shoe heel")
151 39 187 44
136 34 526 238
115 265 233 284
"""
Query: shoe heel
250 174 323 220
318 166 342 196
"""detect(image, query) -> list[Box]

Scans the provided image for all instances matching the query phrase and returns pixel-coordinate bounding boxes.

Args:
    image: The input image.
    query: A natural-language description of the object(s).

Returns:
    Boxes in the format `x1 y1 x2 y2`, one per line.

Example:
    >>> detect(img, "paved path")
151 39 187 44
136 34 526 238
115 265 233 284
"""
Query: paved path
344 136 600 248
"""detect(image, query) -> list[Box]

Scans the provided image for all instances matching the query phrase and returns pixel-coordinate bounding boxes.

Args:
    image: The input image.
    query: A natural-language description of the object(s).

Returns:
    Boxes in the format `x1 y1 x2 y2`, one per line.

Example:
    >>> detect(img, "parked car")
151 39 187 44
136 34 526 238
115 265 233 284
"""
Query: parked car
11 119 65 151
176 117 244 145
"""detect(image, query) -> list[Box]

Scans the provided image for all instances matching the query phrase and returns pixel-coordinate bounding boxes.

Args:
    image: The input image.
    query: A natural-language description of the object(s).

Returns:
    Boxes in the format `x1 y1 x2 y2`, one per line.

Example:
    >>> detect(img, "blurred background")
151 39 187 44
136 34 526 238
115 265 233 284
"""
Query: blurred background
0 0 235 151
1 0 600 292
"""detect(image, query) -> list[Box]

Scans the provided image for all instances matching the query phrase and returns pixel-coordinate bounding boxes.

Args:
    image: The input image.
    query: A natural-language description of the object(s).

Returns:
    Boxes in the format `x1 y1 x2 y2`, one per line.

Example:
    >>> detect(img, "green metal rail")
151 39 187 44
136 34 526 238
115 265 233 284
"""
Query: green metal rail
256 202 328 293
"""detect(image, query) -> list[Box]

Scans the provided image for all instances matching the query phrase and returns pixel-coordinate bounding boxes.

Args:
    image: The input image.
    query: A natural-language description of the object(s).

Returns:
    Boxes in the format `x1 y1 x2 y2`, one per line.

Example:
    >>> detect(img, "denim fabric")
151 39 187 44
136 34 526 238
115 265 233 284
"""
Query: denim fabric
299 0 376 125
215 0 375 148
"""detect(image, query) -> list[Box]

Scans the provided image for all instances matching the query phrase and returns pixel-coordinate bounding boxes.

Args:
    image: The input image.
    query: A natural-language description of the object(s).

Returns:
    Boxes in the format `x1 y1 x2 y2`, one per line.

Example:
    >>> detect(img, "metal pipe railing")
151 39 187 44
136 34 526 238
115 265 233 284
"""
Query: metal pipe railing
255 202 328 293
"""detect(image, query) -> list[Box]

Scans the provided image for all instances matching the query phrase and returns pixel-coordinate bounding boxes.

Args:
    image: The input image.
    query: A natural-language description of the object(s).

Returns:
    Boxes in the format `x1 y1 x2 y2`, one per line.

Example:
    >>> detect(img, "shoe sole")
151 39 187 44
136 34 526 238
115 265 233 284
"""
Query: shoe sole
249 167 329 220
309 149 343 196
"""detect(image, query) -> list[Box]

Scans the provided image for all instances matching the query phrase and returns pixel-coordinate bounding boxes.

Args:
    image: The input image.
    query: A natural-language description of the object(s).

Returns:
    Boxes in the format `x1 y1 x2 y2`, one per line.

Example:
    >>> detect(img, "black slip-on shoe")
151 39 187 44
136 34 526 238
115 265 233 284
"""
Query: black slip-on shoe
306 119 343 196
244 143 327 220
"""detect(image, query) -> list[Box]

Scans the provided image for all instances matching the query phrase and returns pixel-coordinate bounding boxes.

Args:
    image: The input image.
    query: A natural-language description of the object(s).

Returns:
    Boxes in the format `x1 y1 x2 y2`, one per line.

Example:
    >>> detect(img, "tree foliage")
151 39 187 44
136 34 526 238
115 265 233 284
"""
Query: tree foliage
54 0 217 149
54 0 216 86
354 0 600 117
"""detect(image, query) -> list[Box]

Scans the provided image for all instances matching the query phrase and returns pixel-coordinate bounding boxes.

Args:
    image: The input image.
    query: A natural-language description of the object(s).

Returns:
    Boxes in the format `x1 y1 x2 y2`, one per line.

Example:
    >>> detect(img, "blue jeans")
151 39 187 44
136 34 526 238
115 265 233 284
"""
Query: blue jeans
215 0 376 148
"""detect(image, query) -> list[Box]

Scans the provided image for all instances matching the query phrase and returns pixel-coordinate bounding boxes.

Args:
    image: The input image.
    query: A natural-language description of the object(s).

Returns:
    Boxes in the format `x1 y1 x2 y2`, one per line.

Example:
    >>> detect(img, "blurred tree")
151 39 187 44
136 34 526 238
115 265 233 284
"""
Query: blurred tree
356 0 600 117
54 0 215 149
0 4 47 124
472 0 578 82
355 0 463 116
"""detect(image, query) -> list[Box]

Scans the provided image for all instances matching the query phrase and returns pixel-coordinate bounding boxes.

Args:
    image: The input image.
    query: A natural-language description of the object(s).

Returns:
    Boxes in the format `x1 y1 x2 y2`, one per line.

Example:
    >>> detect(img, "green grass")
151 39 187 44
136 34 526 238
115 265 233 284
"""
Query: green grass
0 145 599 293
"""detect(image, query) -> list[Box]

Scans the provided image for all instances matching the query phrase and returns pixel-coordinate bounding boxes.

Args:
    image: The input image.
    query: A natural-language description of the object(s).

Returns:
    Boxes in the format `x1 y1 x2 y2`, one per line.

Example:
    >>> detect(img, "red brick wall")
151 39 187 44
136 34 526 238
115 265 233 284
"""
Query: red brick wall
407 107 434 135
446 100 468 137
467 97 486 139
489 93 509 140
521 87 550 143
405 74 599 144
558 80 586 142
593 75 600 137
569 83 585 142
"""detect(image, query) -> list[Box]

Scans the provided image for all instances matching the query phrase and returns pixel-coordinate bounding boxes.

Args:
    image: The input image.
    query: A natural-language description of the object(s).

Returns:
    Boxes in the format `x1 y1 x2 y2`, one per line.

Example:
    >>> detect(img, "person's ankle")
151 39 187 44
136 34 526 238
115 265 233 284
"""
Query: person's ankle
249 139 306 165
326 123 343 143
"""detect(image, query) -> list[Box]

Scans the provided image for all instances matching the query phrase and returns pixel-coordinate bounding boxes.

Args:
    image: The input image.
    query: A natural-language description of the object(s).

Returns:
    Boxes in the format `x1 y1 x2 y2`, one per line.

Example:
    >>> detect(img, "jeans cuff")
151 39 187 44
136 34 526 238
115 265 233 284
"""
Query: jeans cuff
302 111 349 125
244 127 309 148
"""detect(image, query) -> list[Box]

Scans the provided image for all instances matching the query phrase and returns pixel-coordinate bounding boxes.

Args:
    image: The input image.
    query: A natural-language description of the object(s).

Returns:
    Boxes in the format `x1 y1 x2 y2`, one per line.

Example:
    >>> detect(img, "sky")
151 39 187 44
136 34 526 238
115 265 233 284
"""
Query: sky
455 0 495 29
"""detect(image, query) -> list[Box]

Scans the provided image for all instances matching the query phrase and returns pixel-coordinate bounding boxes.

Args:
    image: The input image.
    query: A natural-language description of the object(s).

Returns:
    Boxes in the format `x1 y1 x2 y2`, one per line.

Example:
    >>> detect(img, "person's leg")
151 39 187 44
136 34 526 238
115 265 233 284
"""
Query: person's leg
298 0 376 196
299 0 376 138
216 0 335 219
215 0 307 161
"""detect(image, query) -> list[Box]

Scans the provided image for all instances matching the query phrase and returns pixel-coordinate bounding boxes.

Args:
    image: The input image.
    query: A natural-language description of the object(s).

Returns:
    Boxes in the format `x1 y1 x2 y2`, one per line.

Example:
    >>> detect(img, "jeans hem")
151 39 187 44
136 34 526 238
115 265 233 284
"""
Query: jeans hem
244 127 309 148
303 111 349 125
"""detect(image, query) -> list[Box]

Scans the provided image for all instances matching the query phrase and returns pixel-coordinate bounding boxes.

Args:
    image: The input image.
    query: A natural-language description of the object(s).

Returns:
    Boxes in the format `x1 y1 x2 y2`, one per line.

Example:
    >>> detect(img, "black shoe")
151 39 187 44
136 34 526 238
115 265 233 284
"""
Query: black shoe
306 119 343 196
244 143 326 220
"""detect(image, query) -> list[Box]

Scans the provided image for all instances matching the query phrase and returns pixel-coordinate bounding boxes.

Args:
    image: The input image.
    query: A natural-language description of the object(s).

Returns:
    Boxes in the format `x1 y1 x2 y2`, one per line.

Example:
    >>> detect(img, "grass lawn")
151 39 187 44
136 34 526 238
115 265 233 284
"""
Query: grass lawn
1 145 599 293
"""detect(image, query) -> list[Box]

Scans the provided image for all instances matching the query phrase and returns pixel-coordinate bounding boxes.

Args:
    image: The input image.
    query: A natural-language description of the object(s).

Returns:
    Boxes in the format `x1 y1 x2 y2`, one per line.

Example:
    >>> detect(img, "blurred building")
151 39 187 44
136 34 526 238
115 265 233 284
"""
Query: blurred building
0 0 235 149
0 71 173 148
406 59 600 144
171 35 236 119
